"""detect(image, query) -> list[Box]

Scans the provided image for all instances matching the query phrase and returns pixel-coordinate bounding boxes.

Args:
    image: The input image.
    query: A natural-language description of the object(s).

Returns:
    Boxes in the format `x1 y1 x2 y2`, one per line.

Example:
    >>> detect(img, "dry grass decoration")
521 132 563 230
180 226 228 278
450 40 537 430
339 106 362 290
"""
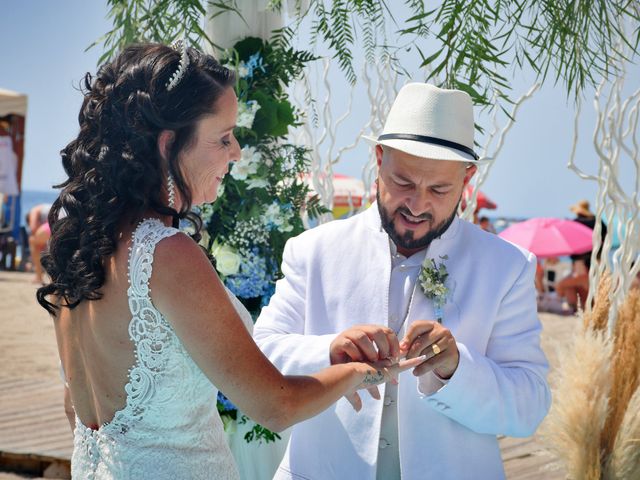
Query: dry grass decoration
541 275 640 479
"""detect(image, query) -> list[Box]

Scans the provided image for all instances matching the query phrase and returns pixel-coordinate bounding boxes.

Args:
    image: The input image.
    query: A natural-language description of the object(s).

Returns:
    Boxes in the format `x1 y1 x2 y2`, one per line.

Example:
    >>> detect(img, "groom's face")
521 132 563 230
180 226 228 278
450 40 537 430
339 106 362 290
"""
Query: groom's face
375 145 476 257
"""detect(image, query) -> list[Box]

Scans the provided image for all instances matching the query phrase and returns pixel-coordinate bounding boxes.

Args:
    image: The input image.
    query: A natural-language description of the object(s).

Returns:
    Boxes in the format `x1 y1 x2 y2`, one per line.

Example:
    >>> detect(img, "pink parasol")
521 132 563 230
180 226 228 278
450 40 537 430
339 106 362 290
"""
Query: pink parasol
498 217 594 258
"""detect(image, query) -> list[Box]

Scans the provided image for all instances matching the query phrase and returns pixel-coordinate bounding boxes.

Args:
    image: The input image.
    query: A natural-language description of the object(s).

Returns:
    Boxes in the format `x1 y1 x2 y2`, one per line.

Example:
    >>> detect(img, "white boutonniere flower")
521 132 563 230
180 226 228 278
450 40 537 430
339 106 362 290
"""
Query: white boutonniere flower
418 254 449 323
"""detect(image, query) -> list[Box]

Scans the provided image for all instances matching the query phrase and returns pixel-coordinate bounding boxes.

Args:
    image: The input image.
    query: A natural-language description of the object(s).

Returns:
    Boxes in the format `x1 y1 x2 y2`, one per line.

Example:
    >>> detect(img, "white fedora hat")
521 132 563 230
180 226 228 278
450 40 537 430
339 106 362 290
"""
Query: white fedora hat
363 83 482 163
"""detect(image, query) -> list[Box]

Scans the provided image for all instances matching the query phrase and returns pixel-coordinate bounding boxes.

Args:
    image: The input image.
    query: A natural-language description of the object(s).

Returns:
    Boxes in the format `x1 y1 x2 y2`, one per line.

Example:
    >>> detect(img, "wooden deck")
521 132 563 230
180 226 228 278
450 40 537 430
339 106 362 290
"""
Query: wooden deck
0 378 72 461
0 377 563 478
0 270 567 478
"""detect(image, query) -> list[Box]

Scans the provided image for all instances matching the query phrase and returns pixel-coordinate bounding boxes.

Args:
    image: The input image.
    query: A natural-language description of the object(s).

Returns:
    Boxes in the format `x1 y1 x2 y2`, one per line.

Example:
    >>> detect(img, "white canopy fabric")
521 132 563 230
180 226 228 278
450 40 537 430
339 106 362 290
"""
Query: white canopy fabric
0 135 18 195
205 0 309 50
0 87 28 117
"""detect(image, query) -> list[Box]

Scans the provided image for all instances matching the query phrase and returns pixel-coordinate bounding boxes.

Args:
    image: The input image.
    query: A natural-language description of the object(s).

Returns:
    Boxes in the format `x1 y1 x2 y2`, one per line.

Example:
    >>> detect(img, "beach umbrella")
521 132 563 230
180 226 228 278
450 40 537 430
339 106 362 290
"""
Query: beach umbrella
304 173 372 218
462 185 497 212
498 217 594 258
332 174 366 207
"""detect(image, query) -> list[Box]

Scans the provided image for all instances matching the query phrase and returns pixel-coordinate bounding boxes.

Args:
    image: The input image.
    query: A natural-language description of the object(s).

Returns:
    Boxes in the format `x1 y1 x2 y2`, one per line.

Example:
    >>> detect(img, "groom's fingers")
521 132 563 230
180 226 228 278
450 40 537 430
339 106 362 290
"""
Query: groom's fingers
406 331 446 361
401 321 437 354
341 340 364 362
384 330 401 363
331 326 400 365
346 331 379 363
368 328 398 361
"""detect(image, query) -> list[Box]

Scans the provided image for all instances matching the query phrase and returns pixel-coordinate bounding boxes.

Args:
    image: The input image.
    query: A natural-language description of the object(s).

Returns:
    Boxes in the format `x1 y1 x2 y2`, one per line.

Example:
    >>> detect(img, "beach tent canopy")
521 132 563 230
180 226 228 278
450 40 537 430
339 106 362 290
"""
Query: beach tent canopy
0 88 27 117
0 87 27 239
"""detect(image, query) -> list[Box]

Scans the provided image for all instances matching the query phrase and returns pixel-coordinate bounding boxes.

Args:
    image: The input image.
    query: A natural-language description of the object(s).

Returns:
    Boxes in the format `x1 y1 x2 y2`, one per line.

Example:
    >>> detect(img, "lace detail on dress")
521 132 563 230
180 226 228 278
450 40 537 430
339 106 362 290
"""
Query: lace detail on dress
111 219 180 435
71 218 240 480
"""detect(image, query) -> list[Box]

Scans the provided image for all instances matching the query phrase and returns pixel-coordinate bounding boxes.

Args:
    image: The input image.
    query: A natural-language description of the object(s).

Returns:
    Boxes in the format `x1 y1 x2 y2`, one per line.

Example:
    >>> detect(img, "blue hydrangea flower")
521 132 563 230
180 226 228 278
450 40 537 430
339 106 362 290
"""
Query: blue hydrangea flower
225 248 275 299
217 391 237 411
261 282 276 307
245 52 266 78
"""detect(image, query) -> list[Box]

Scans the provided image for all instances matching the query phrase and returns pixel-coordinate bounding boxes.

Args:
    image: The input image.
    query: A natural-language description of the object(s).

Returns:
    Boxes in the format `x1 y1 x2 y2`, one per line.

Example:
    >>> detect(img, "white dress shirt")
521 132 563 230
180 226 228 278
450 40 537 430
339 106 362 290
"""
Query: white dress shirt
377 241 426 480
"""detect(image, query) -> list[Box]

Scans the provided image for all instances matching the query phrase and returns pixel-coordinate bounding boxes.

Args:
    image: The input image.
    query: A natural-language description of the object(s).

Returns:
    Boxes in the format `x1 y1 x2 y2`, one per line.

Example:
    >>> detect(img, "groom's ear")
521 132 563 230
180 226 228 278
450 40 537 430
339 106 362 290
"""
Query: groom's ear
375 145 384 168
157 130 175 161
462 163 477 186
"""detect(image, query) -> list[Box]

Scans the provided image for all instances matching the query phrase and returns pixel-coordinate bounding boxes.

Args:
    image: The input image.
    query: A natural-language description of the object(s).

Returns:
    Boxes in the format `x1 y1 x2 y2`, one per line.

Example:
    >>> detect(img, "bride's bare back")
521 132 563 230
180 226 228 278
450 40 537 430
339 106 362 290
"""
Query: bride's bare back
54 226 136 429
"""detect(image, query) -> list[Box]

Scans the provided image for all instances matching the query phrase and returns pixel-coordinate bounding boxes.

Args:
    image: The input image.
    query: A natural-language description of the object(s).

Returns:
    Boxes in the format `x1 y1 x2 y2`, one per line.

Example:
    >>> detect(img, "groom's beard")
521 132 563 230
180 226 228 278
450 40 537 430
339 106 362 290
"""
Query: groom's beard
377 190 459 252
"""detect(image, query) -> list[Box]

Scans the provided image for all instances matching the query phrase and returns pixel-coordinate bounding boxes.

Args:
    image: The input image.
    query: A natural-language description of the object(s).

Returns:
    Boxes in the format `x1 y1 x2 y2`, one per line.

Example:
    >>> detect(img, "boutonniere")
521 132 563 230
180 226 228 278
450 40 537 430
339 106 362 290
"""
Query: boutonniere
419 254 449 323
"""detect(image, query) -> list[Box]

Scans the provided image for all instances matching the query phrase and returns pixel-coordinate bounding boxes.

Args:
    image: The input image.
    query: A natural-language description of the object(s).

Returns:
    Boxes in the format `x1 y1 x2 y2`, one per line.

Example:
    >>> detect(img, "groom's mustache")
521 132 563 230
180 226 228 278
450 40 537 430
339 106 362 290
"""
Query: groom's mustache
395 206 433 222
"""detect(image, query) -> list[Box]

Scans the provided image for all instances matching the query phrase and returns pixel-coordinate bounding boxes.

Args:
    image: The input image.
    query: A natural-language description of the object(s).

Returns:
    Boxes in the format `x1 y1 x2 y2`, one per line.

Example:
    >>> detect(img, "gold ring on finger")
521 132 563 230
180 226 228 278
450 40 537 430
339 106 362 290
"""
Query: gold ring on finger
432 343 441 355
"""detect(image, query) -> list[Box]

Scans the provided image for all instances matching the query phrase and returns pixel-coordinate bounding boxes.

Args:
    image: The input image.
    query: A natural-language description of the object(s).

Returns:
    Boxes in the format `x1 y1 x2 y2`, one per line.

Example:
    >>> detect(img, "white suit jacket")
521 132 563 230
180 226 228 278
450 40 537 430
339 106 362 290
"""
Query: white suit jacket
254 205 551 480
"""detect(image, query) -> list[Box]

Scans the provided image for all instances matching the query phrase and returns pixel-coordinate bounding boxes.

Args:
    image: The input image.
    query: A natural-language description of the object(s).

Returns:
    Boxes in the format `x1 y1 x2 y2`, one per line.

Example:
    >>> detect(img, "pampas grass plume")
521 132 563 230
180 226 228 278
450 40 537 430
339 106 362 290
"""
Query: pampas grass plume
540 325 612 480
607 385 640 479
605 287 640 477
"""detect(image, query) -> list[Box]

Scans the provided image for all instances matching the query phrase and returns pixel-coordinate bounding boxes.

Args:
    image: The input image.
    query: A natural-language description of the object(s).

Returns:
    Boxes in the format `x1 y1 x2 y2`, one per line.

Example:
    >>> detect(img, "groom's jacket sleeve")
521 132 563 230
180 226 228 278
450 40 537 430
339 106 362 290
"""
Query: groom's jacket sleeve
417 253 551 438
253 236 336 374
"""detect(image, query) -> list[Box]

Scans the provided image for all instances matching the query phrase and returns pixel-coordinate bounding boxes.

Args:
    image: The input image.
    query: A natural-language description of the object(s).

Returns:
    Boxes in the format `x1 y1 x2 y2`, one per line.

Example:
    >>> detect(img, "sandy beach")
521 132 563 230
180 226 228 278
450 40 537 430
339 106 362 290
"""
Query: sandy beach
0 269 575 479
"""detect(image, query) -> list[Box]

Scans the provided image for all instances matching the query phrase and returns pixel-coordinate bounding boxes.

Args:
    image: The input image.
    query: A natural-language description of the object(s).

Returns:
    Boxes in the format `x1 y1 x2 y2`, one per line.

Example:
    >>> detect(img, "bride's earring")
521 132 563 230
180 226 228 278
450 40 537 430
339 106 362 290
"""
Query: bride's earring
167 174 176 209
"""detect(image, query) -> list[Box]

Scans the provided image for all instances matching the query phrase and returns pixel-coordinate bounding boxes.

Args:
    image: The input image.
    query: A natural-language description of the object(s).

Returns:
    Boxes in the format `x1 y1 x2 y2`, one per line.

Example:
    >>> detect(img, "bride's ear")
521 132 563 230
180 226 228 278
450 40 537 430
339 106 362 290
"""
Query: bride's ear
157 130 175 161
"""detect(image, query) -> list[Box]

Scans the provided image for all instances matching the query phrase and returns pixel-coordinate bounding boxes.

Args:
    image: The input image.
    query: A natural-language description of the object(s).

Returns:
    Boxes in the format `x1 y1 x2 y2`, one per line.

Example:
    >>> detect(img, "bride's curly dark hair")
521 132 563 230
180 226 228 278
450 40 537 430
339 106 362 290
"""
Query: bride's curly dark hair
37 43 235 314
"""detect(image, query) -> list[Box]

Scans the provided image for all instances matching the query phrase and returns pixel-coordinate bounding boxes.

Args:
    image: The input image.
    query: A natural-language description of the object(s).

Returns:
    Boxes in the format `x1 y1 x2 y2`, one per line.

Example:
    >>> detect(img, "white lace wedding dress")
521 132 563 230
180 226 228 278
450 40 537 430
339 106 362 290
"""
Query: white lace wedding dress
71 219 246 479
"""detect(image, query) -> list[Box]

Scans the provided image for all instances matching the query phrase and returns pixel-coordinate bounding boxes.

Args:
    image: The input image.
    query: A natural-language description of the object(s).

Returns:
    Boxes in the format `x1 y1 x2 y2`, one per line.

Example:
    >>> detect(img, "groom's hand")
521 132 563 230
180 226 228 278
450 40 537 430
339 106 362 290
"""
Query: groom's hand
400 320 459 379
331 325 399 411
330 325 400 366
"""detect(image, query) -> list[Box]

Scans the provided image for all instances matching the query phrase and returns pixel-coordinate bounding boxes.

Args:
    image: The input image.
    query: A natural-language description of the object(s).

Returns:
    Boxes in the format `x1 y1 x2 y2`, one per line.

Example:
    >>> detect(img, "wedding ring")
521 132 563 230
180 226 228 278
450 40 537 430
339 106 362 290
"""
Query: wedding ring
431 343 441 355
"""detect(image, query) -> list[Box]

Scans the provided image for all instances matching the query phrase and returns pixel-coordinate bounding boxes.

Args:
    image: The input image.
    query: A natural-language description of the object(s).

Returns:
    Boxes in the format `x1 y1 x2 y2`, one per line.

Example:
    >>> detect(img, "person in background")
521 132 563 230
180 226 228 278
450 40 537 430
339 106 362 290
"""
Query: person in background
556 255 590 312
479 215 496 233
564 199 608 312
27 203 52 284
570 199 607 257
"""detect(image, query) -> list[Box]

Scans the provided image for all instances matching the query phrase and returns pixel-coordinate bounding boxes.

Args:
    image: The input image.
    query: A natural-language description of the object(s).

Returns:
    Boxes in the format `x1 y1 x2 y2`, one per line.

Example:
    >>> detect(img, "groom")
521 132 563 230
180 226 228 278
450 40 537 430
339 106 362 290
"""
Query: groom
254 83 550 480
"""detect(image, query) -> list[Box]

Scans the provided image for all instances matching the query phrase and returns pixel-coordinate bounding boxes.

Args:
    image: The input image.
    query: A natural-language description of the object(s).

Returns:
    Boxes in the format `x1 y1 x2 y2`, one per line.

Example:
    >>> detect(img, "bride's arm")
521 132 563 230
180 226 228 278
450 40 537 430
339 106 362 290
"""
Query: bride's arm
150 233 399 432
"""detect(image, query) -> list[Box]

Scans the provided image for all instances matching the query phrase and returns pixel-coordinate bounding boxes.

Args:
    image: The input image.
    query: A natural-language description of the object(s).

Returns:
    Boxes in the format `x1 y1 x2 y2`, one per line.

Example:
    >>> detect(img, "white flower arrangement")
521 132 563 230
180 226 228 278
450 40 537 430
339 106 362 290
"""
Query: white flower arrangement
236 100 261 129
261 202 294 233
210 241 241 277
231 146 261 181
418 255 450 322
246 178 269 190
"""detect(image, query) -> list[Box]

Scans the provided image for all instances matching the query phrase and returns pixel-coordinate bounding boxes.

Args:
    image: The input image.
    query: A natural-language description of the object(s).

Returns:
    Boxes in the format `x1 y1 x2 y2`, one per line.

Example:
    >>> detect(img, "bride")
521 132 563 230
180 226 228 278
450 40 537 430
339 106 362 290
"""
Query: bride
36 42 419 479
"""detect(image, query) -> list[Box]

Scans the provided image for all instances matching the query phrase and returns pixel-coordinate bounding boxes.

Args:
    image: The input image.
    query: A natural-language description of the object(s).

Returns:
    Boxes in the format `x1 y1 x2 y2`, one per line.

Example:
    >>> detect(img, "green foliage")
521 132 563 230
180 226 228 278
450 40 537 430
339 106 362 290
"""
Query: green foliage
201 36 325 289
89 0 216 64
96 0 640 109
398 0 640 104
295 0 640 105
239 415 282 444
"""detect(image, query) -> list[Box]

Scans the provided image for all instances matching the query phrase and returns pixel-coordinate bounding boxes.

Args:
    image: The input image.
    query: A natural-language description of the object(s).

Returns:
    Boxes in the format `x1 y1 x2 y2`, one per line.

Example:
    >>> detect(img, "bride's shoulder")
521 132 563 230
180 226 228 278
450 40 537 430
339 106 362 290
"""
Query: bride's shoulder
152 231 209 271
149 231 229 327
150 231 220 292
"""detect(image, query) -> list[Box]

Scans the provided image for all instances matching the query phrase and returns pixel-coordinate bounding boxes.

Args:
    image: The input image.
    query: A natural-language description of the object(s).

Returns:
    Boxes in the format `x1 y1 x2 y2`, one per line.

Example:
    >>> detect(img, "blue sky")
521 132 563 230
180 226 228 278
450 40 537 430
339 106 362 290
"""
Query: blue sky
1 1 637 219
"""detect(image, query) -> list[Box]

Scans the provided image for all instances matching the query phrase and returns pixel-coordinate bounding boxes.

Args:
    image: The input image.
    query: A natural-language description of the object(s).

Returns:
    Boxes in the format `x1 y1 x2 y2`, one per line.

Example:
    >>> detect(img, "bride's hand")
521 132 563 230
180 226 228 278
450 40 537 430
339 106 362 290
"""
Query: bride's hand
345 356 428 411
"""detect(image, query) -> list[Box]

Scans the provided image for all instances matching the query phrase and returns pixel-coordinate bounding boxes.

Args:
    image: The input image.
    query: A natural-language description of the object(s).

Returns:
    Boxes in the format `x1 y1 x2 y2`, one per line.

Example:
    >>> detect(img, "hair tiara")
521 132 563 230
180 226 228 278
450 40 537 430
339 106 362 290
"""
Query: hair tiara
166 39 190 91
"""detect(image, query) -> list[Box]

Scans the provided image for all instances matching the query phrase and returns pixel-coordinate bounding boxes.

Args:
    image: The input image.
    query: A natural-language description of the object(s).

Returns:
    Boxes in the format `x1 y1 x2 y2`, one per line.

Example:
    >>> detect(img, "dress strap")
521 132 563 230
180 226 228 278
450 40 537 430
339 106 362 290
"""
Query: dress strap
128 218 180 300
